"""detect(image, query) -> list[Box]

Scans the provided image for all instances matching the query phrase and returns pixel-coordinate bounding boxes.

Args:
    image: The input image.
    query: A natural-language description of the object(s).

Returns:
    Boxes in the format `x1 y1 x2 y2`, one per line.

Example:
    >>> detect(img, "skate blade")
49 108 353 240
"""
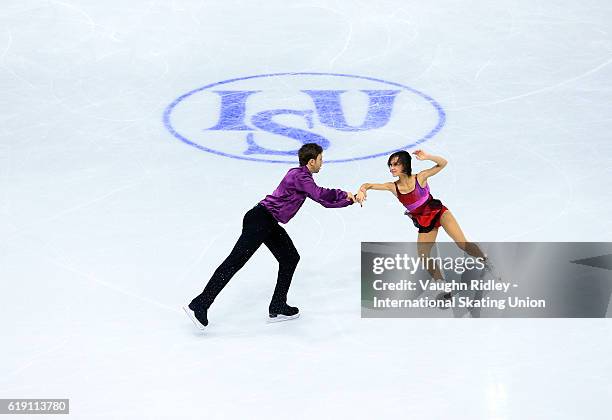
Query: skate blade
183 306 206 330
267 313 300 323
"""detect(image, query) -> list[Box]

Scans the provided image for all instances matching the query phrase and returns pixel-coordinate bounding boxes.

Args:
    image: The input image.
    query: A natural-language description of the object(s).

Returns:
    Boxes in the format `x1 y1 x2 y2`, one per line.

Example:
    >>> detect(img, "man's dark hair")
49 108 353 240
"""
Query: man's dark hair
298 143 323 166
387 150 412 175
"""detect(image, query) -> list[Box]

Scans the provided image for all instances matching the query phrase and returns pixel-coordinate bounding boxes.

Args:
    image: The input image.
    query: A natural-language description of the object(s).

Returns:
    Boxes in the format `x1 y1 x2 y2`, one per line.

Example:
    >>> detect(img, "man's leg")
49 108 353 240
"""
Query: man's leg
264 223 300 313
190 205 272 311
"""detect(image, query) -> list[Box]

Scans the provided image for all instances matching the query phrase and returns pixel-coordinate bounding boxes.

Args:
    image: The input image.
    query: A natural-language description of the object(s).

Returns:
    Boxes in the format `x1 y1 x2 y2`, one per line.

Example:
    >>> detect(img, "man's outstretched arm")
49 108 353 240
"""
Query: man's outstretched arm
294 171 354 208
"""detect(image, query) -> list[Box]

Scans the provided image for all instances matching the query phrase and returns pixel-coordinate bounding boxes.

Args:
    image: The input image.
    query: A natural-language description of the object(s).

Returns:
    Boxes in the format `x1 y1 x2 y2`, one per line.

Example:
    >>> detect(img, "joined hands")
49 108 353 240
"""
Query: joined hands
346 190 366 206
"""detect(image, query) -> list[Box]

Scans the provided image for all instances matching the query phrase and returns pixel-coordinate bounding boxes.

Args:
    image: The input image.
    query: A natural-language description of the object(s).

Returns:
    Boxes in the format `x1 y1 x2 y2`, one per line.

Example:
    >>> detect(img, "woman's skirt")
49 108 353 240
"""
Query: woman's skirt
405 195 448 233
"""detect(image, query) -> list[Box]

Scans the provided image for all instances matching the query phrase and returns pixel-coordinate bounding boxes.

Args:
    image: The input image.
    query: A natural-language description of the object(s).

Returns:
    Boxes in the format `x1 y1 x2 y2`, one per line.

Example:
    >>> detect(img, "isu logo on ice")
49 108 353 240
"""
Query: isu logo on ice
164 72 446 163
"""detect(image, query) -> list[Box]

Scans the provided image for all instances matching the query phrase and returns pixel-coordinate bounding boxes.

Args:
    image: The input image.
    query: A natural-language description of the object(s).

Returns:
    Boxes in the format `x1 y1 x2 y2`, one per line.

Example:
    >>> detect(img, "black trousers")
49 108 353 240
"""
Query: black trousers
191 204 300 311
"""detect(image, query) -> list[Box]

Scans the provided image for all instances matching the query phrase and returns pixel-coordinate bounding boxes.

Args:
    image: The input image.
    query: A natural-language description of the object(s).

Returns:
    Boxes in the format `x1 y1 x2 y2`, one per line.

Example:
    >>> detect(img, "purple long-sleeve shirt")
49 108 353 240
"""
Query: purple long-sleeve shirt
259 165 353 224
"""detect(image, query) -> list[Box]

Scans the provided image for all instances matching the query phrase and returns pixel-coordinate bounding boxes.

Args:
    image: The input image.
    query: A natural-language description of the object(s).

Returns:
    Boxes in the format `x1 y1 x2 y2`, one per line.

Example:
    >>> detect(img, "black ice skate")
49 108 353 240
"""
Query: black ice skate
268 304 300 323
183 302 208 330
435 291 453 310
436 291 453 301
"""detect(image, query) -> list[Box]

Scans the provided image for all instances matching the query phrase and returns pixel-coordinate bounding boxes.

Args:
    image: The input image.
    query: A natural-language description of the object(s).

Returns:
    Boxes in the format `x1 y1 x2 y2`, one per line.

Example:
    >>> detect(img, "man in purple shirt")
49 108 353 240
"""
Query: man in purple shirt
184 143 356 330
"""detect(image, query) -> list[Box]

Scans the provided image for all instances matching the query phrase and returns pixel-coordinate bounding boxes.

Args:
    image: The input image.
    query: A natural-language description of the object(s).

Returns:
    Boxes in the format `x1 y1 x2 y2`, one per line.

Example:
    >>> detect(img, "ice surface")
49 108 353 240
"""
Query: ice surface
1 0 611 418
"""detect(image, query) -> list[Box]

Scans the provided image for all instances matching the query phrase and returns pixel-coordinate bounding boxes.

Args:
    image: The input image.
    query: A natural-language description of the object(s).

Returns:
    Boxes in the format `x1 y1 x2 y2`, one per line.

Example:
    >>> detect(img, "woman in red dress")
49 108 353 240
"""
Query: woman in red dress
356 150 489 283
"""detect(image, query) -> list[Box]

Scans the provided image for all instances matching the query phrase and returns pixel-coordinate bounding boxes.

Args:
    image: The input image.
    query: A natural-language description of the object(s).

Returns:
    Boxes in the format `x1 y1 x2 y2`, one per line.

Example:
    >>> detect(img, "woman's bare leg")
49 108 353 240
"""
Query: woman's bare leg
440 211 486 259
417 228 444 280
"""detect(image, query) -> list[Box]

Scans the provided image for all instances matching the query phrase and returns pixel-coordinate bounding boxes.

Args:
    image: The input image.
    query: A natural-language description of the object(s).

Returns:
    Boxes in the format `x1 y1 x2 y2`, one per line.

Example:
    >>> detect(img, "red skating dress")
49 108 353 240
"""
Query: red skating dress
395 176 448 233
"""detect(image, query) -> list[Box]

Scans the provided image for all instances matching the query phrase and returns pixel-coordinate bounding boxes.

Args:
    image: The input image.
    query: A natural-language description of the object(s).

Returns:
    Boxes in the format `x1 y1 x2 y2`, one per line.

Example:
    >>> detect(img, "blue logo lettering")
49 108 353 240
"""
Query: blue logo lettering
302 90 400 131
207 90 259 131
246 109 330 155
163 72 445 164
